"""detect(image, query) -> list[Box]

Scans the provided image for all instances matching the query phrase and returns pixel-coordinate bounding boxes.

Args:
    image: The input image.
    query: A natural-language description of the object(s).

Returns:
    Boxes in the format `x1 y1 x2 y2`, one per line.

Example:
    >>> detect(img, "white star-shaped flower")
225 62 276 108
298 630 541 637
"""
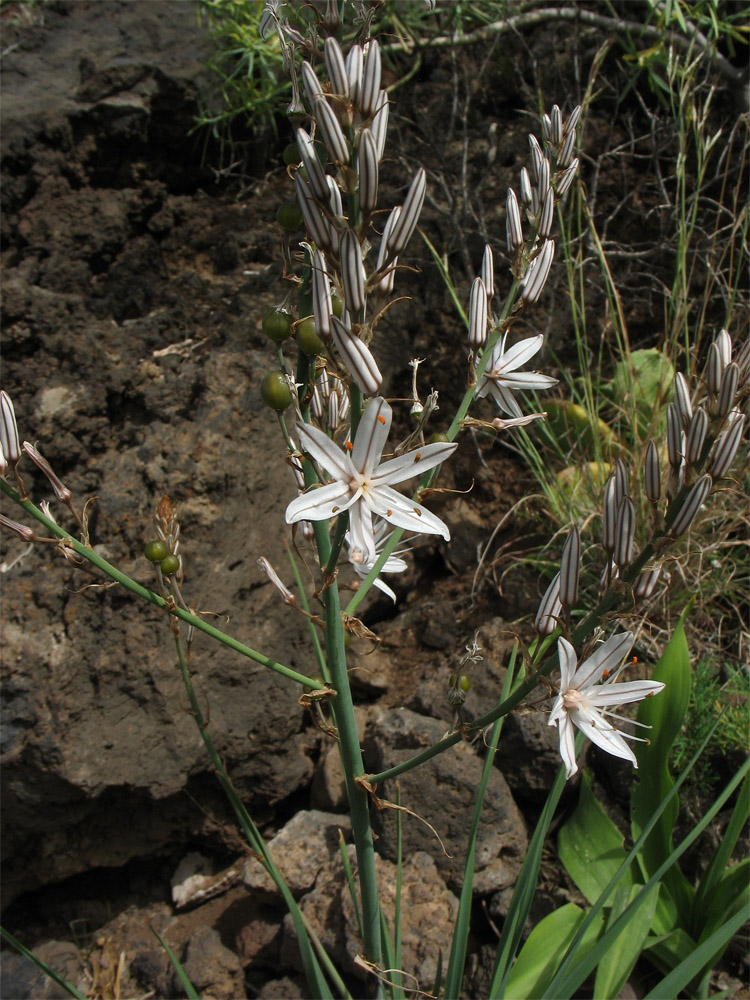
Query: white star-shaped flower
548 633 665 779
475 333 558 417
347 519 408 603
286 396 457 562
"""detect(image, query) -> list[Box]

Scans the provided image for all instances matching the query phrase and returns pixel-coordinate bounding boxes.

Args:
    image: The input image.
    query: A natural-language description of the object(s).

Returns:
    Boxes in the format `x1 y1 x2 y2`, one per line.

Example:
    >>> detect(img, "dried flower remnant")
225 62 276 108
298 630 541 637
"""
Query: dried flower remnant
548 633 665 779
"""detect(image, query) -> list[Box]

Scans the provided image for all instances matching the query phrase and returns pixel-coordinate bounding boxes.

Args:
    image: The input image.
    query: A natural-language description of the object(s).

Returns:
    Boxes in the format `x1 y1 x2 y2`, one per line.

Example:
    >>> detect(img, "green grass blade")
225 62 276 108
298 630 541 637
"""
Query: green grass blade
0 927 89 1000
444 647 518 999
642 907 750 1000
593 882 659 999
339 830 363 943
151 925 201 1000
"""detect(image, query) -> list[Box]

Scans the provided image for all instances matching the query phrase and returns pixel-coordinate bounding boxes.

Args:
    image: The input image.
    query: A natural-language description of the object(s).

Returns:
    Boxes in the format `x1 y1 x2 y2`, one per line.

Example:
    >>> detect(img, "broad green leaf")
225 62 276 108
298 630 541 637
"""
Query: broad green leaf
558 770 637 905
503 904 603 999
608 347 674 437
642 925 697 973
699 860 750 948
631 619 693 914
593 882 658 999
693 773 749 933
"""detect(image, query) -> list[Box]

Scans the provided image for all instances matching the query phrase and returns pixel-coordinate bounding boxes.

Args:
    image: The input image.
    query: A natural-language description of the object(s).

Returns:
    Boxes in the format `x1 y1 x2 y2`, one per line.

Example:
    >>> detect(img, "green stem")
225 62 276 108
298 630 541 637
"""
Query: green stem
0 479 323 691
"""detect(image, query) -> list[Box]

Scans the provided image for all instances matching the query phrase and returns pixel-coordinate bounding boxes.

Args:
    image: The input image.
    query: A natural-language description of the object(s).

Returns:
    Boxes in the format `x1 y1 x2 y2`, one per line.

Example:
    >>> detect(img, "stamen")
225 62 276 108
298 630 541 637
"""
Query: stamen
377 414 387 424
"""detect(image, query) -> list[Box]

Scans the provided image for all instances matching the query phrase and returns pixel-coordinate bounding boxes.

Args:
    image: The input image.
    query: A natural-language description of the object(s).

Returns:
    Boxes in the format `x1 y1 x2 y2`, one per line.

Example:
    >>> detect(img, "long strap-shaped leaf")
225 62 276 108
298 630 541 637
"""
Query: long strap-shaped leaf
642 907 750 1000
443 646 519 999
543 753 749 998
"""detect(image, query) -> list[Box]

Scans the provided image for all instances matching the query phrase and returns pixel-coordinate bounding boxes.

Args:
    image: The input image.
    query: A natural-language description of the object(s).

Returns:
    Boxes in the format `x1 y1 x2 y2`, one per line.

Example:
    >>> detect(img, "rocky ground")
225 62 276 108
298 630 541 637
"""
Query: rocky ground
1 2 747 998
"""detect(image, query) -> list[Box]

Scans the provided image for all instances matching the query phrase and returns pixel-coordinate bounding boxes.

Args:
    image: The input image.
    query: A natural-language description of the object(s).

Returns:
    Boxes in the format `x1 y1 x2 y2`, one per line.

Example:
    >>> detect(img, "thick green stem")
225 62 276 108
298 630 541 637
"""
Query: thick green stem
0 480 323 690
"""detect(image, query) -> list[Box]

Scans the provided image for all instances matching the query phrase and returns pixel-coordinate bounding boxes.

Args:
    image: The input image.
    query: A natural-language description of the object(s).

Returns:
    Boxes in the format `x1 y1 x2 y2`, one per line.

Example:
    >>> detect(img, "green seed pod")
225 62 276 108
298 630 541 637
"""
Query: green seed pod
282 142 301 165
458 673 471 693
276 202 304 229
263 308 294 343
160 554 180 575
430 432 450 444
330 293 344 318
261 371 293 411
144 539 169 563
296 316 325 356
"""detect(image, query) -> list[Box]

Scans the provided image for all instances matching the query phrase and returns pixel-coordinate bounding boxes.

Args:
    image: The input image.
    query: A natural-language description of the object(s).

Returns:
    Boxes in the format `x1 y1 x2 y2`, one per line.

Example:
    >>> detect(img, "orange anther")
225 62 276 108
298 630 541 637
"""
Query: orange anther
377 414 387 424
345 441 353 451
386 509 393 516
414 451 422 461
332 506 340 513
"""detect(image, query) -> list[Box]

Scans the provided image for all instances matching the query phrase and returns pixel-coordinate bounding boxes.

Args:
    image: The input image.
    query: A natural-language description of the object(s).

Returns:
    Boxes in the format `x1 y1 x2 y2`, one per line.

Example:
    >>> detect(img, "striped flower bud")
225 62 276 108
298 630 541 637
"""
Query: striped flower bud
666 402 684 470
23 441 72 503
558 126 577 168
301 61 324 107
716 362 739 417
375 205 401 294
0 512 35 542
534 570 562 636
481 244 494 302
685 407 709 465
614 496 635 567
528 133 543 182
538 187 554 239
345 45 363 106
710 411 745 480
330 316 382 395
673 372 692 428
537 156 550 202
644 440 661 502
602 476 617 553
296 128 330 202
670 475 712 537
542 112 552 144
324 37 348 99
360 38 381 117
705 342 722 396
294 172 336 251
371 89 389 162
614 458 629 506
339 228 366 314
521 239 555 305
555 158 579 197
716 328 732 368
560 523 580 609
312 250 332 338
387 167 426 256
0 390 21 465
468 277 488 352
519 167 533 208
310 369 329 422
565 105 582 135
358 129 379 215
314 96 349 165
506 188 523 251
327 175 343 218
550 105 563 146
634 565 662 601
0 442 6 476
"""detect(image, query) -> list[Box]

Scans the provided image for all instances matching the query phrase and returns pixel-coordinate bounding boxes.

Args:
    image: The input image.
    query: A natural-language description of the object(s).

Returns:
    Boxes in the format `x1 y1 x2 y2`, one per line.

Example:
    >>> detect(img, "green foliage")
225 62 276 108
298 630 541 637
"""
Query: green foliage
550 623 750 996
672 658 750 789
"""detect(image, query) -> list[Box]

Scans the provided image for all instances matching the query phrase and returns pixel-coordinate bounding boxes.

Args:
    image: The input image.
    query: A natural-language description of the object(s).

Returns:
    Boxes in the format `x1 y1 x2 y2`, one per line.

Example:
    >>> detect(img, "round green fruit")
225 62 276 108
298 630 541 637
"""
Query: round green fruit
160 554 180 575
276 201 304 229
282 142 300 165
263 308 293 343
430 432 450 444
296 316 325 356
330 293 344 318
261 370 293 411
144 539 168 563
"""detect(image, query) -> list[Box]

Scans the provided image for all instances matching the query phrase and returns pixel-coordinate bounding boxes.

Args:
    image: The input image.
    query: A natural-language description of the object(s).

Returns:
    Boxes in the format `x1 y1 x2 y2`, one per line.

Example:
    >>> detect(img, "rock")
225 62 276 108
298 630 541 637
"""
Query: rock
310 743 347 812
363 707 528 893
181 925 246 1000
235 909 281 966
243 809 352 898
0 940 87 1000
257 975 306 998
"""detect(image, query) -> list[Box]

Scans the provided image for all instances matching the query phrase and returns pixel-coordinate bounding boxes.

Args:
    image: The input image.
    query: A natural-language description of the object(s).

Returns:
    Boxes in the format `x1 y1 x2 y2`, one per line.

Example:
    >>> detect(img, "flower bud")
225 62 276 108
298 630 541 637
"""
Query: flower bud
481 244 494 302
506 188 523 252
330 316 382 395
666 403 684 470
716 362 739 418
673 372 692 428
358 129 379 215
294 172 336 251
565 105 582 135
555 158 579 197
535 571 562 636
644 440 661 502
312 250 332 338
519 166 533 207
558 126 577 168
22 441 72 503
0 390 21 465
602 476 617 552
537 156 550 202
550 104 563 146
324 37 348 99
634 565 662 601
685 407 709 465
528 133 543 182
301 61 324 107
314 95 349 165
538 187 554 239
360 38 381 117
339 228 366 314
371 89 389 162
560 523 580 609
0 512 35 542
345 45 363 106
296 128 330 202
614 496 635 568
705 342 722 396
710 412 745 480
387 167 426 255
670 475 712 537
521 239 555 305
716 328 732 368
375 205 401 294
468 277 488 352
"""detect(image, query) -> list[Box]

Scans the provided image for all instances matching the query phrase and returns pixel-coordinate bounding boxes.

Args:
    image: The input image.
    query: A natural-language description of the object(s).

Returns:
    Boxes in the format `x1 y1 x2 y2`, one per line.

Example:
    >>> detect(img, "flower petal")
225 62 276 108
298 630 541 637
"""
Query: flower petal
487 382 524 417
586 679 665 707
366 485 450 539
348 499 376 565
558 713 578 778
491 372 558 391
572 631 634 690
372 440 457 486
351 396 391 476
286 481 356 523
495 334 544 373
297 422 355 483
557 637 577 691
571 705 638 766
